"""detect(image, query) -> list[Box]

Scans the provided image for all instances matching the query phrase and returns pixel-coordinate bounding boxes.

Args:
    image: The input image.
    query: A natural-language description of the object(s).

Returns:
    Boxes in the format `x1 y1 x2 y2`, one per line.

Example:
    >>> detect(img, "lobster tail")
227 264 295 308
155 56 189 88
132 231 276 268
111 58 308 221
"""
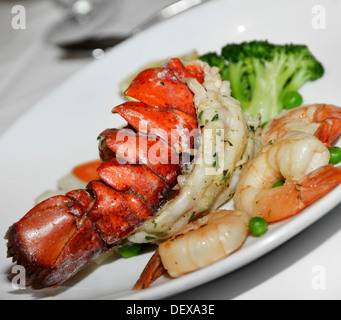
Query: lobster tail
6 58 204 288
6 191 104 289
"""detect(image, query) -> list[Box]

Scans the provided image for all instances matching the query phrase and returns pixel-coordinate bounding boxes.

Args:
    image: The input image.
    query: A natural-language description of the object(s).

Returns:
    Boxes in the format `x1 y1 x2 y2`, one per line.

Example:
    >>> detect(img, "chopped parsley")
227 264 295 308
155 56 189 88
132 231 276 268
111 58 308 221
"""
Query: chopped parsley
211 113 219 122
197 110 204 122
145 236 156 241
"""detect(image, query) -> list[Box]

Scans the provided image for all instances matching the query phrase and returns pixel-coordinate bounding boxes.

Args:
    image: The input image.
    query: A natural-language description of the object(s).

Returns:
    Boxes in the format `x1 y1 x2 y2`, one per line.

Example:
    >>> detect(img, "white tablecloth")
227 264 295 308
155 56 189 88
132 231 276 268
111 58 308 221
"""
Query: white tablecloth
1 0 341 300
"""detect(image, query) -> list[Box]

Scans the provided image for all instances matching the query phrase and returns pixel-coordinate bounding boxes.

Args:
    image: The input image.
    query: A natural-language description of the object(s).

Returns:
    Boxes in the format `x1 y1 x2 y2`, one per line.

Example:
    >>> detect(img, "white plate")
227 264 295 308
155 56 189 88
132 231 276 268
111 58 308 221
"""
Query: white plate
1 0 341 300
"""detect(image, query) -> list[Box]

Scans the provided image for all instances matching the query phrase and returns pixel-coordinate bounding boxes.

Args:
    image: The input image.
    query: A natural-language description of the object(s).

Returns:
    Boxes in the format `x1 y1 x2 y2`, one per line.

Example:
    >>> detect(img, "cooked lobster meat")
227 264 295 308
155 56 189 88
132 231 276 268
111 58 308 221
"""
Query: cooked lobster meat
6 58 203 289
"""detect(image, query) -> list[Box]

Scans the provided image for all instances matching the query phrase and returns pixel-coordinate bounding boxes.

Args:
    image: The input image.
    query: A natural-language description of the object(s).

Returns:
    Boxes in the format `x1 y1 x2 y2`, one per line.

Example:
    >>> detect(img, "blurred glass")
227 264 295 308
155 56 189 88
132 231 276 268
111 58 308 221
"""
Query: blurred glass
53 0 118 23
47 0 121 45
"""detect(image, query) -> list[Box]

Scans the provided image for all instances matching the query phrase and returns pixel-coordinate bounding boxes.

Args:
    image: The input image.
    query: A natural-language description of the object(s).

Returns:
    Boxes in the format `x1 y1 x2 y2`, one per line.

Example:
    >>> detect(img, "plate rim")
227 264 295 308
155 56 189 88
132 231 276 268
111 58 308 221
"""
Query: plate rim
1 0 341 300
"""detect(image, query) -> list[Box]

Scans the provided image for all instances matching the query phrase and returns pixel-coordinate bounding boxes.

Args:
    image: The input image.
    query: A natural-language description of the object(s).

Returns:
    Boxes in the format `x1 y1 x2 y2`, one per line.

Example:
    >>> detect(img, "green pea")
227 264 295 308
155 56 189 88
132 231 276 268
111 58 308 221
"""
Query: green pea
283 91 303 109
249 217 268 237
117 243 142 258
329 147 341 165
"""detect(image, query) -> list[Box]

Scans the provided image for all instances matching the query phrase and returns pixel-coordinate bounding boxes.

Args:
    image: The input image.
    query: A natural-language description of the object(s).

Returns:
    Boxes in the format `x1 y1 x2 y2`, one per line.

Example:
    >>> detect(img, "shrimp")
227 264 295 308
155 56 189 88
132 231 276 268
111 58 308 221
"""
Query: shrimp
234 130 341 222
261 104 341 147
133 209 249 289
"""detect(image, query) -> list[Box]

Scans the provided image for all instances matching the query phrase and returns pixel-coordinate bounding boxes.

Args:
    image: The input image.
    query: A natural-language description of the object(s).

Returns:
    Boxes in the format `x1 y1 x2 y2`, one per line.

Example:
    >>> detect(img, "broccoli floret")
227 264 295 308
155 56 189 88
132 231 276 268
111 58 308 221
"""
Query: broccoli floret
200 41 324 123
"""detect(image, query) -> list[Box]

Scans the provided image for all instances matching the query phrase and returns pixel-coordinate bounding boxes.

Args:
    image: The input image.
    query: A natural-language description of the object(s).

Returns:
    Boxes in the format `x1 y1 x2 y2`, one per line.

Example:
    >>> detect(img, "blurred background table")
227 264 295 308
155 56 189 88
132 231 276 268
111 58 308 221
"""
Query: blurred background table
0 0 177 136
1 0 341 300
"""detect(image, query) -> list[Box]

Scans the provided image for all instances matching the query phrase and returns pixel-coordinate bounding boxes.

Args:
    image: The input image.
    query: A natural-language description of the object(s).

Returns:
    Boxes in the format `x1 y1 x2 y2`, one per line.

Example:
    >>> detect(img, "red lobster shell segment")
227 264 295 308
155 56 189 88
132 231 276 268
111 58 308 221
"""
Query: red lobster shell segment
98 128 181 186
86 180 154 244
113 101 198 152
6 58 203 289
125 59 201 118
97 158 171 209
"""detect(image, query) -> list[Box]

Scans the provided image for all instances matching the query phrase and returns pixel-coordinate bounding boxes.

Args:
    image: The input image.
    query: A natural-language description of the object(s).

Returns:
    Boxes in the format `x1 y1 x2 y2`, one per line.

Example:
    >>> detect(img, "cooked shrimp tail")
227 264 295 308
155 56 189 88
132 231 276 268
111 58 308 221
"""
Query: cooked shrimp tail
313 104 341 146
297 164 341 207
261 104 341 147
251 165 341 223
133 250 165 290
